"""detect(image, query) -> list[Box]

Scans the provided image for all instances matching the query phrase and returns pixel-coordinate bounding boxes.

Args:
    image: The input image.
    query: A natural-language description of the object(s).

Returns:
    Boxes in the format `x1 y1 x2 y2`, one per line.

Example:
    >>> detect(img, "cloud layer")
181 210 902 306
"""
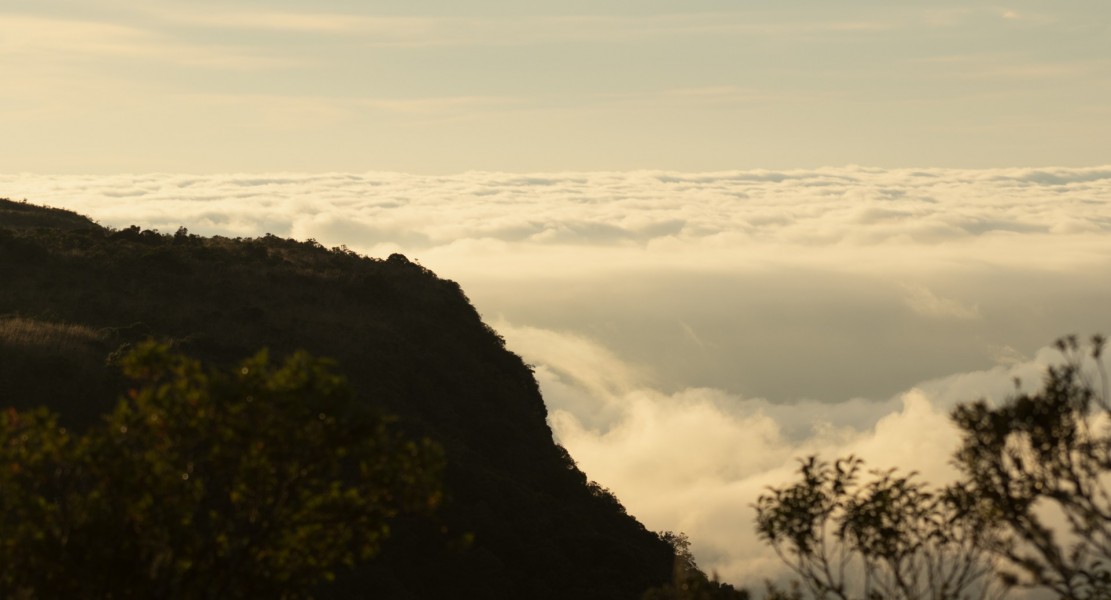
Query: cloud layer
499 319 1076 587
4 166 1111 589
7 166 1111 248
5 166 1110 400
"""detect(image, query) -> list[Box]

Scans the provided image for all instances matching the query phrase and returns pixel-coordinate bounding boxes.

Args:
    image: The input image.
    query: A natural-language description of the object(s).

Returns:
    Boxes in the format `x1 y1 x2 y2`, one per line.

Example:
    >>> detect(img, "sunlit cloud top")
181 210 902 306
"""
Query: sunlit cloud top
3 0 1109 172
5 166 1111 404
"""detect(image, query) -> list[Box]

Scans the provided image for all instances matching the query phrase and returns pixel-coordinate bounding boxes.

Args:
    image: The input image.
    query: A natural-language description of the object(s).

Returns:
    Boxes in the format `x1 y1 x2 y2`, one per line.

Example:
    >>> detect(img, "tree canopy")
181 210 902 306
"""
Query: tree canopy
0 341 443 598
952 335 1111 598
756 335 1111 600
755 456 1005 600
642 531 750 600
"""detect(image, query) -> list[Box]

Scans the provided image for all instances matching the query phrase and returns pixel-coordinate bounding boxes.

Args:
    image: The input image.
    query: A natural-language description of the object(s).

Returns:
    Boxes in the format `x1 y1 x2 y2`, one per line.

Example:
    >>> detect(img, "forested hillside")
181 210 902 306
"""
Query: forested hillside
0 197 689 598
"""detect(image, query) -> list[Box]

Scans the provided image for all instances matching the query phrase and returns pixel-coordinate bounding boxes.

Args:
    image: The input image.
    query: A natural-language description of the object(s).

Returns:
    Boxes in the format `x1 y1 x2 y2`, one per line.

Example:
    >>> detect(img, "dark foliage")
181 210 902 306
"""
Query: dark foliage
754 457 1006 600
952 335 1111 599
0 198 97 231
756 335 1111 600
0 343 442 598
642 531 750 600
0 198 675 598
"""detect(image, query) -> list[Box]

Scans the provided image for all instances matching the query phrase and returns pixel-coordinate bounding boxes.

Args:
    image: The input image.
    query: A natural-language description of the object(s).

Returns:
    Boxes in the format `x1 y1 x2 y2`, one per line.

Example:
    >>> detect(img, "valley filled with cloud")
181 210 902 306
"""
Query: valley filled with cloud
7 166 1111 585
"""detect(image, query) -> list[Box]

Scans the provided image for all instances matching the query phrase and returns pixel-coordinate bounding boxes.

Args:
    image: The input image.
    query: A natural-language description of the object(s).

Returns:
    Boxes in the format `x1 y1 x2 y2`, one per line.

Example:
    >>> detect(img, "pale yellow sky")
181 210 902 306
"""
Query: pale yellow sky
2 0 1109 172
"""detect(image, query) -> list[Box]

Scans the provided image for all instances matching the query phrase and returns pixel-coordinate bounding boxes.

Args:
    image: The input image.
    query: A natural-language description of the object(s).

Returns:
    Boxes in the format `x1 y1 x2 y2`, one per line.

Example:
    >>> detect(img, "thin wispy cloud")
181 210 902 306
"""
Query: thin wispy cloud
0 14 302 69
901 283 981 320
122 6 895 47
133 7 434 35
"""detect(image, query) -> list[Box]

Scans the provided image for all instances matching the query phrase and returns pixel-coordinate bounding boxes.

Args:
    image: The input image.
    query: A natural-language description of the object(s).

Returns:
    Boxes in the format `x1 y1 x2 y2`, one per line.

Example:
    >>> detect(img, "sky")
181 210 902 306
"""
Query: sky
2 0 1110 172
3 0 1111 593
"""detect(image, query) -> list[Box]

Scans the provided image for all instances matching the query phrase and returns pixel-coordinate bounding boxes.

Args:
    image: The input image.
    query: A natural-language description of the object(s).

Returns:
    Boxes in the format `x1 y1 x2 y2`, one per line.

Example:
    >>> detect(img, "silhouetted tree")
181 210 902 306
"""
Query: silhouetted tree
754 456 1006 600
755 334 1111 599
0 342 443 598
642 531 750 600
952 335 1111 598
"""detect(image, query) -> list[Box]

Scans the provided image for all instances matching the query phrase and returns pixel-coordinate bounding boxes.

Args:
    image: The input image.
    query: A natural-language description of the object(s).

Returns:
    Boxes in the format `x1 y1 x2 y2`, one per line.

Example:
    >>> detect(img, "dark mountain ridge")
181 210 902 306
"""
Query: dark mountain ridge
0 198 676 598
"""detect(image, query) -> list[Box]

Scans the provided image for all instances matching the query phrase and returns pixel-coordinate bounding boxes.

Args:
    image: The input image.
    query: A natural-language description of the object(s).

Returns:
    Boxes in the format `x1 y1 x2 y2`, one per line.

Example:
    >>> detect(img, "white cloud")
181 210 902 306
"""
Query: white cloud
11 166 1109 254
121 7 895 47
495 319 1072 589
4 166 1110 402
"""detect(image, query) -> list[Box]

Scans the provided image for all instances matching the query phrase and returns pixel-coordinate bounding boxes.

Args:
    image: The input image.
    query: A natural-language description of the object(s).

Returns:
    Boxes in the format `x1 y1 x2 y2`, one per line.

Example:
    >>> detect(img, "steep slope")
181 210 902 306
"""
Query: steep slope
0 198 674 598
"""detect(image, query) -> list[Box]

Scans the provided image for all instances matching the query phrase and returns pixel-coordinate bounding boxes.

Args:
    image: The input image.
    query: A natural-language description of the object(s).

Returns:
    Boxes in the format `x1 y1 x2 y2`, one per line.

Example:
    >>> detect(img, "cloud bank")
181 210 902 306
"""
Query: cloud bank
498 319 1076 587
6 167 1110 401
4 166 1111 588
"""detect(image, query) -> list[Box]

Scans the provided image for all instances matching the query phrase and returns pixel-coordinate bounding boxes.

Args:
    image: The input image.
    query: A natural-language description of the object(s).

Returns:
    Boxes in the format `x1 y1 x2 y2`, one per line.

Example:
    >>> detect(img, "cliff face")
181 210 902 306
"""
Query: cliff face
0 198 673 598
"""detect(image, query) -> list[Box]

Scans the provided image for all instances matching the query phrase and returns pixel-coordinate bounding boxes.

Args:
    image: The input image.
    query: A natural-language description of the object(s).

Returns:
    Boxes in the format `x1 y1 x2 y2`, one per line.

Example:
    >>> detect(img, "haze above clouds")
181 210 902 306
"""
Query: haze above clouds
5 167 1111 585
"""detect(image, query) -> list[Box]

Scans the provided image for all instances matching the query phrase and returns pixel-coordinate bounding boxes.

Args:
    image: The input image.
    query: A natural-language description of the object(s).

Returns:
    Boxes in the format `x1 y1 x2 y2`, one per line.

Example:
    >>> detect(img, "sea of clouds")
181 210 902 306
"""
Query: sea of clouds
5 166 1111 588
